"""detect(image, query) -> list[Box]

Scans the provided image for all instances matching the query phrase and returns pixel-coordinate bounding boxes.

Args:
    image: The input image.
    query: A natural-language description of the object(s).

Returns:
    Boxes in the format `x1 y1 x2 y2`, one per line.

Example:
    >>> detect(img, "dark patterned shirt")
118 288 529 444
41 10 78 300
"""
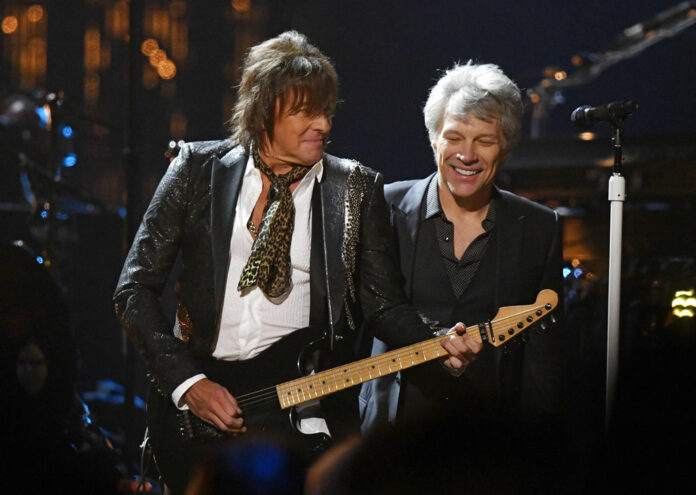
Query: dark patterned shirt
423 176 497 298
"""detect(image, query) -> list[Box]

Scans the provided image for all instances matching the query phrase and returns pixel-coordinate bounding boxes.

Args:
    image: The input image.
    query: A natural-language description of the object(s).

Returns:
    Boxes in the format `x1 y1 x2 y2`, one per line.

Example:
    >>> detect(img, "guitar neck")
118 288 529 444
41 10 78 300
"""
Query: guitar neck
275 326 479 409
275 289 558 409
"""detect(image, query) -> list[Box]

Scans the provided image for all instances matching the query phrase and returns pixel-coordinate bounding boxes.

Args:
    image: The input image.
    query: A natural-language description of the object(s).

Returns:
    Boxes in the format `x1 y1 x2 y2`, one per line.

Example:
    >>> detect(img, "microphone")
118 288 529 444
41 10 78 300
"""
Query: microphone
571 100 638 129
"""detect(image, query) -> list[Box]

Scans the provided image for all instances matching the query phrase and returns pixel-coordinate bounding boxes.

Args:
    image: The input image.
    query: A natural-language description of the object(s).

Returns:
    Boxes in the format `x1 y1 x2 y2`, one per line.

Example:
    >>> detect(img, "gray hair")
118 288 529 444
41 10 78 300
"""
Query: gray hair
423 61 523 151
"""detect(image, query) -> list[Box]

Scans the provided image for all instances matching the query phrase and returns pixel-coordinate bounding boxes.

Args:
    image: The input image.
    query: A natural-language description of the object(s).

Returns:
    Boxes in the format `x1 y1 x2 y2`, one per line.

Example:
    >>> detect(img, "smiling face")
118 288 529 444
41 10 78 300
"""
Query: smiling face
259 97 331 172
433 112 507 209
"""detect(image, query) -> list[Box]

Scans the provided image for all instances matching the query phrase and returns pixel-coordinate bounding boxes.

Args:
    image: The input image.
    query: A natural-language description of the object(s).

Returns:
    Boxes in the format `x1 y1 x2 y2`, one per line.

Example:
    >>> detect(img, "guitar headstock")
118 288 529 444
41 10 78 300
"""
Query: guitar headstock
486 289 558 347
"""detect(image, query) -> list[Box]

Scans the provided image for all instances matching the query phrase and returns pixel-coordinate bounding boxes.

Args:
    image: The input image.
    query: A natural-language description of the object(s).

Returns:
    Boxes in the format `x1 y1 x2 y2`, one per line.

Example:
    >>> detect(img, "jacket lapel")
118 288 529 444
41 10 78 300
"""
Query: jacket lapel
317 154 348 332
392 174 433 299
493 188 526 309
210 145 247 310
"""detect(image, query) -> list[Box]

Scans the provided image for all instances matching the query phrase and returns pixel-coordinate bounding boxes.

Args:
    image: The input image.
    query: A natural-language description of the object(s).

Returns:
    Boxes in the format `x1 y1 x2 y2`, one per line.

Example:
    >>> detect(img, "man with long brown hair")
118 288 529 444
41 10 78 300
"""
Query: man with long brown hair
114 31 472 494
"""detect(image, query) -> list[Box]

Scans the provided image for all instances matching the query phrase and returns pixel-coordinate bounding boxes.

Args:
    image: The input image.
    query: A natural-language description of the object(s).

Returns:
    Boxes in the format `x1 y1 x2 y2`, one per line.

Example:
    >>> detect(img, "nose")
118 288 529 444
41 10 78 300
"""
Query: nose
456 143 477 164
313 114 331 134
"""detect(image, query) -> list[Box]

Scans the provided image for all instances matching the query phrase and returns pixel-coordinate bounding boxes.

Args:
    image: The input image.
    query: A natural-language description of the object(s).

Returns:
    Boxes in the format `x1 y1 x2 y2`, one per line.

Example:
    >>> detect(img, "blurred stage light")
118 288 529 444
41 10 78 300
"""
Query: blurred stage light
672 290 696 318
2 16 19 34
62 152 77 167
60 125 73 138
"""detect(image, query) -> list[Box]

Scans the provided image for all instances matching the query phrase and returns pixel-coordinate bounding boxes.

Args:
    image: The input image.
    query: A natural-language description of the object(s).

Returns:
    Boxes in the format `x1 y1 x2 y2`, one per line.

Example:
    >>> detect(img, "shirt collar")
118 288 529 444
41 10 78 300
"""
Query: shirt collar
424 175 498 230
246 154 324 183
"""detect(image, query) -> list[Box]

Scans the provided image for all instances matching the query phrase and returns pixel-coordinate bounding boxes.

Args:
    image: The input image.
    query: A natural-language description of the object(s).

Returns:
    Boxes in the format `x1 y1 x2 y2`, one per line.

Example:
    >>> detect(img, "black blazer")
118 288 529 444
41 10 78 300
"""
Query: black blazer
113 141 432 400
360 174 565 429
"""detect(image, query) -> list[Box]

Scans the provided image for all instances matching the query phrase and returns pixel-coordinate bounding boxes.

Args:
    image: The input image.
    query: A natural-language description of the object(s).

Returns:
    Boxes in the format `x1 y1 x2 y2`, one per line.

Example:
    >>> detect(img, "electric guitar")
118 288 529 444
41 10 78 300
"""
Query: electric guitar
147 289 558 492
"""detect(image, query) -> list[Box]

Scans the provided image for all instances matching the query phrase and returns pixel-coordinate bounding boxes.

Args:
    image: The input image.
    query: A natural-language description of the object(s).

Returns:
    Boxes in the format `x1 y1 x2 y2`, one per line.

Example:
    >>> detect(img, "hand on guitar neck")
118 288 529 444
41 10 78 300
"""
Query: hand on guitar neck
439 322 484 374
183 378 247 434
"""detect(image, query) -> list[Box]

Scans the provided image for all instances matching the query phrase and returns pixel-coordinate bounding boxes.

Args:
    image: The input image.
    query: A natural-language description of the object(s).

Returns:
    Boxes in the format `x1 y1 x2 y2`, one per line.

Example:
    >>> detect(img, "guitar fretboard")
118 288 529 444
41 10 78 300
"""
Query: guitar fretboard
276 328 477 409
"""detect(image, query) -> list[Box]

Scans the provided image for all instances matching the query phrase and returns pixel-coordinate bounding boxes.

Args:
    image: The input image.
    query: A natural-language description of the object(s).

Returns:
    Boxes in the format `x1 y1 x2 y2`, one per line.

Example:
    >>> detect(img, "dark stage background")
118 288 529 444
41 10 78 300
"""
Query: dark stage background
1 0 695 485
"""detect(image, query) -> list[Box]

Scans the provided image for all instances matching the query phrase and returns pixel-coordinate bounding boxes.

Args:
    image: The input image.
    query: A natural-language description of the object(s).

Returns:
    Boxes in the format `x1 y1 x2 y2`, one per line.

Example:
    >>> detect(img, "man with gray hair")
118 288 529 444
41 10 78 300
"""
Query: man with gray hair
360 61 565 433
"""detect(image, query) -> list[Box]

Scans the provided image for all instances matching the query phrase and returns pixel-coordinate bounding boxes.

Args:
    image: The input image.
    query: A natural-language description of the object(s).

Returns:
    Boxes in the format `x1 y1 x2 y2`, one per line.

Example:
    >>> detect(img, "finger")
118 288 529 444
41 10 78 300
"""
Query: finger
222 388 243 416
453 322 466 335
442 355 469 370
441 335 469 358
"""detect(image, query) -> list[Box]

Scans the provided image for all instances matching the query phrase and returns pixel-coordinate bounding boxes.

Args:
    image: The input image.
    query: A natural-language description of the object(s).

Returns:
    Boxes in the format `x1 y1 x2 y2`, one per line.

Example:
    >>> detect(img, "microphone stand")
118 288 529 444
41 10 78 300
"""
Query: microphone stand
605 118 627 433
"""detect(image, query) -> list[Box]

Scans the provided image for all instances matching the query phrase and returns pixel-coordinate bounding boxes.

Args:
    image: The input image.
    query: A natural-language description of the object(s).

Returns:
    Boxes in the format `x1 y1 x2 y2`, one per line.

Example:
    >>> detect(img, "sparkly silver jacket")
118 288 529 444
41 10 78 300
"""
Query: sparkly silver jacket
113 140 431 397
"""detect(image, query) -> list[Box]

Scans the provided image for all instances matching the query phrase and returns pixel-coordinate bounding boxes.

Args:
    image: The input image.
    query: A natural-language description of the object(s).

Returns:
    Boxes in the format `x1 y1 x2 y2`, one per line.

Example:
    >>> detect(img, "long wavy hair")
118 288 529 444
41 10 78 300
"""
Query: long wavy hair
228 31 338 152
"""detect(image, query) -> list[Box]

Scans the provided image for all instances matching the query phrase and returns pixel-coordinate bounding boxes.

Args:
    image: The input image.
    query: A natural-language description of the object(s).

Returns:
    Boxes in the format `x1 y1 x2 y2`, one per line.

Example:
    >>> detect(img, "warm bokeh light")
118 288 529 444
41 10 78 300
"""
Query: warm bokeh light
27 5 45 23
2 16 19 34
232 0 251 13
141 38 159 56
554 71 567 81
84 27 101 70
149 48 167 67
578 132 596 141
157 59 177 80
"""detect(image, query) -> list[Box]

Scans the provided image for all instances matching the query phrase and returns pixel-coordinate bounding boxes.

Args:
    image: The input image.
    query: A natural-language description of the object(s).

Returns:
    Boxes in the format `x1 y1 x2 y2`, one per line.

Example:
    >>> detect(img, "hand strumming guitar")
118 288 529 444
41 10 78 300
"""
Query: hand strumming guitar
183 378 247 434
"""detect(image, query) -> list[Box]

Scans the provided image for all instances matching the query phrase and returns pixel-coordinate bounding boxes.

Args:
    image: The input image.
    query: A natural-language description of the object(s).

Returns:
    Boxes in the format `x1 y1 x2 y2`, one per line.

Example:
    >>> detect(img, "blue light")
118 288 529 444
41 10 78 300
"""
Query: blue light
118 207 127 218
40 210 48 219
36 256 44 264
61 125 73 138
35 107 50 129
56 212 69 220
573 268 583 278
563 267 572 279
62 153 77 167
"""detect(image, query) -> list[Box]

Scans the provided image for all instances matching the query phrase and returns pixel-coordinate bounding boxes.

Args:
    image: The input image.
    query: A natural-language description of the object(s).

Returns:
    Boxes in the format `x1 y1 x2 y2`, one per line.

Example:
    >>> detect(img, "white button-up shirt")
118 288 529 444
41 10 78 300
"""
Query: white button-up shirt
172 155 328 435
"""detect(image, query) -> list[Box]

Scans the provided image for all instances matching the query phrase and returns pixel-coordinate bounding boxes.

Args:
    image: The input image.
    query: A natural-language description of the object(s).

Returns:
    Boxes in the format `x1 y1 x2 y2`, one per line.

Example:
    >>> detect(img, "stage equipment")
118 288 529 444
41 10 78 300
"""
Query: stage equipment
572 99 638 432
529 1 696 138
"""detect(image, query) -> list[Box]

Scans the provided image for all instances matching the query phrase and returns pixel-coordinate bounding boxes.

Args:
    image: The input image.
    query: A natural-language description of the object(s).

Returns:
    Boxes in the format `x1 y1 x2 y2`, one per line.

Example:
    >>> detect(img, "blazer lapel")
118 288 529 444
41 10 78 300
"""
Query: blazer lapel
393 174 432 299
493 188 526 309
210 145 247 310
317 154 348 332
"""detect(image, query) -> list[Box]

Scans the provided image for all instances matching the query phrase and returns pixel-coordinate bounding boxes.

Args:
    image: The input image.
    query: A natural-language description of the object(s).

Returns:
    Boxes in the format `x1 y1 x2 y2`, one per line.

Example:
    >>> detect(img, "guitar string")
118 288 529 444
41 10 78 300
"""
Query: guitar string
232 302 553 410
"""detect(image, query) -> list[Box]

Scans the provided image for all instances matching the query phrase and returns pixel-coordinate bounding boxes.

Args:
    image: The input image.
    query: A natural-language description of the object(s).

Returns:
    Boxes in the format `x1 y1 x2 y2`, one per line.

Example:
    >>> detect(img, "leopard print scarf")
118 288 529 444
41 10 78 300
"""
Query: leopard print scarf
237 150 312 298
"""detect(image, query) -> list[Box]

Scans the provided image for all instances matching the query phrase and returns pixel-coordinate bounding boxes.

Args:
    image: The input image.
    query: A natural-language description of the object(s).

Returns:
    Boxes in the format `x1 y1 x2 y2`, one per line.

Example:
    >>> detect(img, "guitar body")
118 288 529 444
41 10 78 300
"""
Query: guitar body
147 326 332 493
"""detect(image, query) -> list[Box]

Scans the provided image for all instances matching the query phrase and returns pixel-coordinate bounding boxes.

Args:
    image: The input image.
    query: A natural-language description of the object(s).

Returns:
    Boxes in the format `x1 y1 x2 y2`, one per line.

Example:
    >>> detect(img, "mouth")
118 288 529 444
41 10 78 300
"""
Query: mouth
451 165 480 177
